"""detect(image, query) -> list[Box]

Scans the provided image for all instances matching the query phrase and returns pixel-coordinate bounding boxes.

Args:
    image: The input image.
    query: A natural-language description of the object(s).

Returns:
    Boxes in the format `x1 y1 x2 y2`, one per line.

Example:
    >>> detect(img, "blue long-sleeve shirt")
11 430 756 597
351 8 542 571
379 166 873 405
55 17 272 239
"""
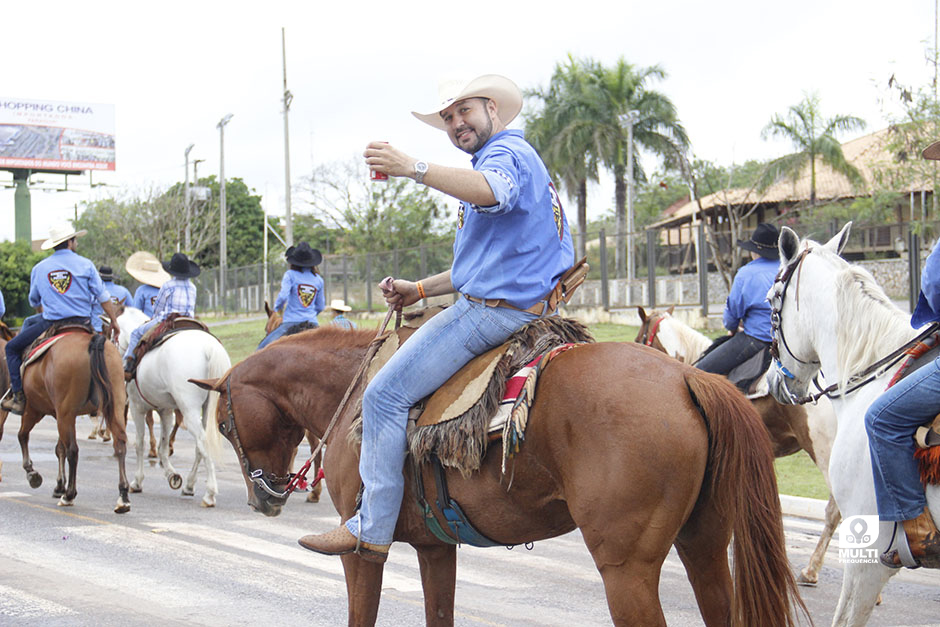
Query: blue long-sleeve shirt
722 256 778 342
912 239 940 327
274 269 325 325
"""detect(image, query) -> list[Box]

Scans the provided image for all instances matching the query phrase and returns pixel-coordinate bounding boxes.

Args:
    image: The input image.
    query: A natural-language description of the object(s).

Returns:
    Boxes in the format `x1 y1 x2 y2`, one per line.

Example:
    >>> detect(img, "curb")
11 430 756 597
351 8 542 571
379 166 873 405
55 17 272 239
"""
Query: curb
780 494 828 520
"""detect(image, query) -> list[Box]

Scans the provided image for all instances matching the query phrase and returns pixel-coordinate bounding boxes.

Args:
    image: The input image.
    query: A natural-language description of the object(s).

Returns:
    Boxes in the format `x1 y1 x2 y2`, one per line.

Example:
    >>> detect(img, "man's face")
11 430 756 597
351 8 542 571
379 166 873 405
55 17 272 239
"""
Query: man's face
440 98 495 154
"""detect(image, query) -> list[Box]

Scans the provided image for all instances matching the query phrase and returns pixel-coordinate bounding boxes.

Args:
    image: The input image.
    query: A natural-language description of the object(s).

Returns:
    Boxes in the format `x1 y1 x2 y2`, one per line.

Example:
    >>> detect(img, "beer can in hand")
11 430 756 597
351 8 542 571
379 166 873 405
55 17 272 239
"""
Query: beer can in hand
370 141 389 182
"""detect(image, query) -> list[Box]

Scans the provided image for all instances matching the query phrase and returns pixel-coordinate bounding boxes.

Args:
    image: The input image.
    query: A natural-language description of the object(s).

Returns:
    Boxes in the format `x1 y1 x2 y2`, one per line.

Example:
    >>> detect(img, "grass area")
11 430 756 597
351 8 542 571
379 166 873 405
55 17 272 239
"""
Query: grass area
210 314 828 501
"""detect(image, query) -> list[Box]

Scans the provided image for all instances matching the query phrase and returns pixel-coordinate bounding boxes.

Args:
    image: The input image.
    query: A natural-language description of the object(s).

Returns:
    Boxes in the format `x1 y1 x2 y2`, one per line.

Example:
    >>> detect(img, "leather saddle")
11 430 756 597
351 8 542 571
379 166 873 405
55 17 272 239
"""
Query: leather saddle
132 314 210 365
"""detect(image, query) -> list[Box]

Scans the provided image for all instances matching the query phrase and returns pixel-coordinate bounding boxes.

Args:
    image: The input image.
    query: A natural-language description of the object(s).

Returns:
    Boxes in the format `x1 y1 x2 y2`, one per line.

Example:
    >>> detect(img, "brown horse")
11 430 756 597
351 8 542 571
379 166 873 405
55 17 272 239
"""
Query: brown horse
0 336 10 482
635 305 841 586
193 326 807 626
3 330 130 513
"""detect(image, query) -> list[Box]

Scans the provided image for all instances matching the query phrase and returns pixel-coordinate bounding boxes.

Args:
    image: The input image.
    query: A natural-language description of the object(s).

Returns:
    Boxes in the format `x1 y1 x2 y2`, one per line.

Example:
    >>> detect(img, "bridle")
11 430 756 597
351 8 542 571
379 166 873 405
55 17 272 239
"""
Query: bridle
219 377 322 499
769 248 817 370
640 315 665 347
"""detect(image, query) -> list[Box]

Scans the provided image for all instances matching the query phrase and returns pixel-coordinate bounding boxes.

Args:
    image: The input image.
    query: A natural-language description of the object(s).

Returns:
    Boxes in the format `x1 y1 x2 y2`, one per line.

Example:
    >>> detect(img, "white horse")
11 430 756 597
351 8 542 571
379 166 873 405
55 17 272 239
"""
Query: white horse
767 222 940 625
117 307 230 507
635 305 840 585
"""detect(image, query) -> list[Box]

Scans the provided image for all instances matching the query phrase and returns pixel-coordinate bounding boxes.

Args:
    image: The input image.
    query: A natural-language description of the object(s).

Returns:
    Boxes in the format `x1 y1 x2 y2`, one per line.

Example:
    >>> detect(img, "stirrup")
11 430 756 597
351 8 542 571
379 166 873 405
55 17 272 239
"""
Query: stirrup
880 522 921 569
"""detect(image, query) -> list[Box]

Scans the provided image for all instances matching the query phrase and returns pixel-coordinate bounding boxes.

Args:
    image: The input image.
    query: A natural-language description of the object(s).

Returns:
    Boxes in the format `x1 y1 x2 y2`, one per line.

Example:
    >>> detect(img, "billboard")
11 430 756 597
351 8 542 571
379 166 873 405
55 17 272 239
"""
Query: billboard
0 97 115 172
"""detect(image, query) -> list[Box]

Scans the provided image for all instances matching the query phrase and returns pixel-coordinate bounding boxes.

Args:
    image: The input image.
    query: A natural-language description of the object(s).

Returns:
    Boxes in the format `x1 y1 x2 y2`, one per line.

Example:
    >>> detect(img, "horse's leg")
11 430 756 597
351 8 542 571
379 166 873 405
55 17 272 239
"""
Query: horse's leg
157 409 182 490
53 437 67 498
830 562 894 626
340 553 384 627
86 412 98 439
673 496 734 626
798 495 841 585
99 412 111 442
18 406 44 489
306 432 322 503
168 409 183 457
108 406 130 514
0 408 6 482
130 403 147 493
415 544 456 626
181 407 217 507
146 410 158 458
54 413 79 506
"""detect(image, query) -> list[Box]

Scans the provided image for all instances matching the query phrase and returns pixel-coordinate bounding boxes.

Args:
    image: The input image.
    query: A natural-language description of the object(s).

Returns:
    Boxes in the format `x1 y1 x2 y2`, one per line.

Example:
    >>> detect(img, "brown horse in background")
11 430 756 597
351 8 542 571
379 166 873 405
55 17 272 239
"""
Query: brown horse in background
193 326 807 626
3 330 130 513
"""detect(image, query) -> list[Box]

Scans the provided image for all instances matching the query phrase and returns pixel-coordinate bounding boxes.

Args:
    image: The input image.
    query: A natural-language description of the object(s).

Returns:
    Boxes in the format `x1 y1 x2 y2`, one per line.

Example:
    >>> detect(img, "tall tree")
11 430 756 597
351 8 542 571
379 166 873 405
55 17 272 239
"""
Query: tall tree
761 93 866 206
525 56 601 259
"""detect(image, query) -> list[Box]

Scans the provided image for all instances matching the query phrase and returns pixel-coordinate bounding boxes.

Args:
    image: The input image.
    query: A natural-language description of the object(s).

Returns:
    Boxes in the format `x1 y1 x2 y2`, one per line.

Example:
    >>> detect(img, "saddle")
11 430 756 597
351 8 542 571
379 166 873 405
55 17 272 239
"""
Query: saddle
132 314 211 365
697 334 772 396
21 319 96 369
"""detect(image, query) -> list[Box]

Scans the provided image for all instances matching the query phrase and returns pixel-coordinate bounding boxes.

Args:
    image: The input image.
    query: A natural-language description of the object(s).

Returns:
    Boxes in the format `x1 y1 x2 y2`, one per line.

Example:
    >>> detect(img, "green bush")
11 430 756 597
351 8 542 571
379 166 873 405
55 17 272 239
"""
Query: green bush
0 241 48 320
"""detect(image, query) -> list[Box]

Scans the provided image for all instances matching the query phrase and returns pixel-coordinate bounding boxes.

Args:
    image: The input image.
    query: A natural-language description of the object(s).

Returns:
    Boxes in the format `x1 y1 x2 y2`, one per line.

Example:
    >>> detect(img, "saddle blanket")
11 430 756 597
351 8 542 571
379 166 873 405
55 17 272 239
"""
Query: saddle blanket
22 332 84 371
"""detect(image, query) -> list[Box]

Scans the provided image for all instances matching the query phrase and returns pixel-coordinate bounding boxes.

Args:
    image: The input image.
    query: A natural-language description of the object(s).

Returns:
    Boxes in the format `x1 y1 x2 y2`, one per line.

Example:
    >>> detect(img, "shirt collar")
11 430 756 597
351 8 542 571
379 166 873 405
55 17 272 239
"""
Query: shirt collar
470 129 523 165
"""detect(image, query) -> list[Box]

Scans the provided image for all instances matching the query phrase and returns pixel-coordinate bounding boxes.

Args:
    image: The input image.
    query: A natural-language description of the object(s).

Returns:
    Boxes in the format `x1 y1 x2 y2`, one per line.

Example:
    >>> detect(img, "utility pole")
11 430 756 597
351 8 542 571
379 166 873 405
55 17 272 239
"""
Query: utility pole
217 114 234 312
282 27 294 247
184 143 194 252
620 110 640 282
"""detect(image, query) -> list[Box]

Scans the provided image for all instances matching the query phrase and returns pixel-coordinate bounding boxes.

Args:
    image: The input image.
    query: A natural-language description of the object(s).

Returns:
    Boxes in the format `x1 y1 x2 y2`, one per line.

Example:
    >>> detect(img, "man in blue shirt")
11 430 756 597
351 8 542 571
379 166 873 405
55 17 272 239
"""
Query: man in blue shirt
91 265 133 331
1 224 121 414
328 299 356 330
257 242 325 349
0 286 5 320
695 223 779 390
123 252 199 379
865 140 940 569
126 251 170 317
298 74 574 563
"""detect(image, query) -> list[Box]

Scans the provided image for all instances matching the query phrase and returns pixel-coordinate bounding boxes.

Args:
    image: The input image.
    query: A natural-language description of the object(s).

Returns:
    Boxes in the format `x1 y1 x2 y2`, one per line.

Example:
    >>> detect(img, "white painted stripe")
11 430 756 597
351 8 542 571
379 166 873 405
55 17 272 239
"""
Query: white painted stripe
0 583 76 618
0 491 31 498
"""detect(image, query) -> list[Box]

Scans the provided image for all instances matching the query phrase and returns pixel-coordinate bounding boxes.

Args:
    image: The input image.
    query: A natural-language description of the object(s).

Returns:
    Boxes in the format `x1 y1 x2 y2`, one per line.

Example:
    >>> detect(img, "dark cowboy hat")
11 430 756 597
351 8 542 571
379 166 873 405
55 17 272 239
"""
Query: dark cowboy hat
285 242 323 268
98 265 114 281
162 252 201 279
737 223 780 260
924 141 940 160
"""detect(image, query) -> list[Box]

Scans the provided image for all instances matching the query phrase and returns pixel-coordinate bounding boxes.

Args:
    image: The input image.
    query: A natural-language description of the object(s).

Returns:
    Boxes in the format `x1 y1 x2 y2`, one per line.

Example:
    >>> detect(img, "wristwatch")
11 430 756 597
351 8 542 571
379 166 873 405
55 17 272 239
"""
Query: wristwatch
414 160 429 185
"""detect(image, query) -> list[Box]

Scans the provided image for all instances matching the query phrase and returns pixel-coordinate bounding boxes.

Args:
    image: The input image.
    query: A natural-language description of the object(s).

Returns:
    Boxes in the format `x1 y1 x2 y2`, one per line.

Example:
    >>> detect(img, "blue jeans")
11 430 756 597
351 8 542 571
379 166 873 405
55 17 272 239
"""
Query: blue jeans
6 315 53 392
865 356 940 521
124 318 159 360
345 297 538 545
256 321 318 350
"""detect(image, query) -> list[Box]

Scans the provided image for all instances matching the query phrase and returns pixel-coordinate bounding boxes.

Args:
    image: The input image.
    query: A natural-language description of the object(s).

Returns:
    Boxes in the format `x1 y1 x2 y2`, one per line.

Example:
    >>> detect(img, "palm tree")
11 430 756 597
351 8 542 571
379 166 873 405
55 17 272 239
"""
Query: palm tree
525 56 600 260
761 93 866 206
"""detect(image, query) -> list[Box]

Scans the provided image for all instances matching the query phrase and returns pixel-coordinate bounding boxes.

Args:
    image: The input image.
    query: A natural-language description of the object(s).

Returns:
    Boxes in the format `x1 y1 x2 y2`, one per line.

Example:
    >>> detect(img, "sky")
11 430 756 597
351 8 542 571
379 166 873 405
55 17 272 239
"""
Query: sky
1 0 937 244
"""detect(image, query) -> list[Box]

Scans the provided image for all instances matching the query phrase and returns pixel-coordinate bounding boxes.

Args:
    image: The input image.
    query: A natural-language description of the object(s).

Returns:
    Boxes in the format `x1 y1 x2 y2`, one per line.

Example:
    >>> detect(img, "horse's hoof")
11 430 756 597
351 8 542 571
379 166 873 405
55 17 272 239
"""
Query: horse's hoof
797 569 818 586
306 492 320 503
52 487 65 499
57 496 74 507
181 486 194 497
87 431 98 439
148 450 158 459
27 472 42 489
876 593 883 606
102 435 111 443
168 474 182 490
114 502 130 514
200 499 215 508
129 484 142 493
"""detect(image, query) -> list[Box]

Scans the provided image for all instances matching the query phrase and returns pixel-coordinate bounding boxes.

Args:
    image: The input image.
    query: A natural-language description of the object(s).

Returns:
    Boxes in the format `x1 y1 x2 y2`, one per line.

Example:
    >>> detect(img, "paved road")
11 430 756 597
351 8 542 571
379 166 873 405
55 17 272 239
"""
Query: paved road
2 414 940 626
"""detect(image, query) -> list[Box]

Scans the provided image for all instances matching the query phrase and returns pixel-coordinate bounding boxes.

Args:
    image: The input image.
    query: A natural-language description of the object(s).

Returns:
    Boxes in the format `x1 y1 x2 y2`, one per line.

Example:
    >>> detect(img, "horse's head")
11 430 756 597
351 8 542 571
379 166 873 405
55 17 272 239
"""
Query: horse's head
191 372 306 517
264 301 282 335
767 223 852 405
116 306 148 354
635 305 674 355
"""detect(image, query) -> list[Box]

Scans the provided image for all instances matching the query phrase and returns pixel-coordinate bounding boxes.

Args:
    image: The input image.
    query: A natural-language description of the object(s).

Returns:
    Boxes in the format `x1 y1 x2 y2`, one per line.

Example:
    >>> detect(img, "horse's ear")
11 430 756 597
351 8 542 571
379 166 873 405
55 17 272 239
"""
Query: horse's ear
824 221 852 256
190 377 221 391
264 301 272 317
636 306 647 323
666 305 675 316
779 227 801 264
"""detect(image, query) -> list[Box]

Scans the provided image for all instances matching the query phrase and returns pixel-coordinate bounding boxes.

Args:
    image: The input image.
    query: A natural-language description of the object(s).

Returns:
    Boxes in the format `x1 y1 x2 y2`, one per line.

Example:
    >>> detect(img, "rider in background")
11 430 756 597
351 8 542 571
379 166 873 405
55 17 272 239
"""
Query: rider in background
695 223 779 390
297 73 574 563
122 252 199 379
91 265 133 332
126 251 171 317
328 299 356 330
865 139 940 569
257 242 325 349
1 224 120 415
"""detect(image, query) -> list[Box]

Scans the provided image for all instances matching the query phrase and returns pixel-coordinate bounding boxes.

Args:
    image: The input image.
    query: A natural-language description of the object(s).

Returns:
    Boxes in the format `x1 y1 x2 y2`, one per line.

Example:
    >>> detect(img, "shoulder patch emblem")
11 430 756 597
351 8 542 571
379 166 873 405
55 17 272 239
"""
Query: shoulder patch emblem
549 182 565 241
457 203 465 230
48 270 73 295
297 284 318 308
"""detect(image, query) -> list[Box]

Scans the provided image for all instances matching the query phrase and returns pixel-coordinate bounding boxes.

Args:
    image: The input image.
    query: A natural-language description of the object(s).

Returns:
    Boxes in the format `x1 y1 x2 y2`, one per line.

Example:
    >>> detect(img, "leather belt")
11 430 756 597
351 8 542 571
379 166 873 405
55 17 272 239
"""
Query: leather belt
463 294 550 316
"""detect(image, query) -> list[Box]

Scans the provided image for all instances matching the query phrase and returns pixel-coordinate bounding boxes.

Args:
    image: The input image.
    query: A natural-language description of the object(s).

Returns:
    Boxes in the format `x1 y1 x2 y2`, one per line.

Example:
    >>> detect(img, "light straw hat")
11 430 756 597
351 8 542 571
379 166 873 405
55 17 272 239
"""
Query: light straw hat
924 140 940 160
412 74 523 131
125 251 172 288
329 299 352 312
41 223 88 250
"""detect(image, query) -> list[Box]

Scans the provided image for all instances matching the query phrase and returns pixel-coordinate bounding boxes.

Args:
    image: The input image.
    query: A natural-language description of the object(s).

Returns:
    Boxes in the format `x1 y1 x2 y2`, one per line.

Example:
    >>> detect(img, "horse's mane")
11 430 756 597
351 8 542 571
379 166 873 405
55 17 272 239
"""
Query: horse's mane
659 315 713 362
828 252 916 390
278 325 375 350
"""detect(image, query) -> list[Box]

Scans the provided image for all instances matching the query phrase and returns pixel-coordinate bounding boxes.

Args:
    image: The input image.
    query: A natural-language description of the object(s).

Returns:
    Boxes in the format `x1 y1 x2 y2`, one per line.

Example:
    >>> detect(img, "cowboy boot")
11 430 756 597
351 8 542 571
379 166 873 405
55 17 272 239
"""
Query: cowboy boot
881 507 940 568
298 525 390 564
123 356 136 382
1 389 26 415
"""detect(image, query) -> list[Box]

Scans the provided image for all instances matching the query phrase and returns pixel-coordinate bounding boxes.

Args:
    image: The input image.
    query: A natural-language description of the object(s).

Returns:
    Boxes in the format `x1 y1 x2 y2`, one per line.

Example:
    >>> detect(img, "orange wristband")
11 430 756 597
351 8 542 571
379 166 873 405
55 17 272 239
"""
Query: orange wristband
416 281 426 299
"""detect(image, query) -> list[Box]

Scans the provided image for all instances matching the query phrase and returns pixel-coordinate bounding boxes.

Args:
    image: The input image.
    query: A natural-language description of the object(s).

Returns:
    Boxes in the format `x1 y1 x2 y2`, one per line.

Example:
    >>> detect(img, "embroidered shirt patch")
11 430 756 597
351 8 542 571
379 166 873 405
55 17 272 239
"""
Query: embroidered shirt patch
549 182 565 241
457 204 465 230
297 284 318 308
48 270 73 294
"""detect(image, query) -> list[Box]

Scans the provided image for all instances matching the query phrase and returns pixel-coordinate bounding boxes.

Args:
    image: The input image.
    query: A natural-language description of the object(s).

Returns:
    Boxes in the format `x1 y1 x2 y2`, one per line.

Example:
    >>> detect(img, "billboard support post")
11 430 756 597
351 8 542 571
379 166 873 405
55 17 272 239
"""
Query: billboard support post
13 170 31 243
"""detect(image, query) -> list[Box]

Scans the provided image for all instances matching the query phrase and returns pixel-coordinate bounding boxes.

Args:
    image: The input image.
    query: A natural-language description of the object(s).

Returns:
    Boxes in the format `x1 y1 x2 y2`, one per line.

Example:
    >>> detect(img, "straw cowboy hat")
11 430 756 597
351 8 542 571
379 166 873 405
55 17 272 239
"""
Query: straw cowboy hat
737 223 780 260
329 299 352 312
163 252 201 279
125 251 172 288
412 74 523 131
285 242 323 268
98 265 114 281
41 223 88 250
924 141 940 160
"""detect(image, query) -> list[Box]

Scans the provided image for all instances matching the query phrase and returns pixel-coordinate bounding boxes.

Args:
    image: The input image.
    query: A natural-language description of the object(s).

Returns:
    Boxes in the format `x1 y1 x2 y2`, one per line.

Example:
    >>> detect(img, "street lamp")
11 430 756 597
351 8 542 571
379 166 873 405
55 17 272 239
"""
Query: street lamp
217 113 233 312
619 110 640 282
184 143 194 252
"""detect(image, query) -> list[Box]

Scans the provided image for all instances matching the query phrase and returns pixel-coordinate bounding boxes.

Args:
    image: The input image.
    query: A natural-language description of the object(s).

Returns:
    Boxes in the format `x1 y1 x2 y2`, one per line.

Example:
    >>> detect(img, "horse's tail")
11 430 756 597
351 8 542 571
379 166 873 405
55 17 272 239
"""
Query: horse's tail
684 369 810 627
201 338 232 464
88 334 115 425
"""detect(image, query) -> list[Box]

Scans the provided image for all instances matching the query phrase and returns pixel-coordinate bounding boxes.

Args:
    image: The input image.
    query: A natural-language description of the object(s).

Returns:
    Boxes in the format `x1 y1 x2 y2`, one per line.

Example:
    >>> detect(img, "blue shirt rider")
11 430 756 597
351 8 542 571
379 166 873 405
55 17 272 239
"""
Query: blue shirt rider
126 251 171 317
257 242 325 350
297 74 574 562
695 223 779 390
328 299 357 330
865 138 940 569
90 265 133 332
2 225 121 414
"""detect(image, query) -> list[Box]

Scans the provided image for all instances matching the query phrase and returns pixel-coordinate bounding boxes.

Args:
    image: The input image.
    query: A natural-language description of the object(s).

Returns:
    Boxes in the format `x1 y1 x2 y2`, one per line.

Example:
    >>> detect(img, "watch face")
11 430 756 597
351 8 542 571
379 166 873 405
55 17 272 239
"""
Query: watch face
416 161 428 173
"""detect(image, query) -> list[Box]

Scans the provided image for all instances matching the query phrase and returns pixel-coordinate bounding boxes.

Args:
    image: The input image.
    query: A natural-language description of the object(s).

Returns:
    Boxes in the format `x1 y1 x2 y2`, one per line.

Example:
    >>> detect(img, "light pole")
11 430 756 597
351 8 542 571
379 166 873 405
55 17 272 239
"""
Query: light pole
282 27 294 247
184 143 194 252
619 110 640 282
217 113 233 312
